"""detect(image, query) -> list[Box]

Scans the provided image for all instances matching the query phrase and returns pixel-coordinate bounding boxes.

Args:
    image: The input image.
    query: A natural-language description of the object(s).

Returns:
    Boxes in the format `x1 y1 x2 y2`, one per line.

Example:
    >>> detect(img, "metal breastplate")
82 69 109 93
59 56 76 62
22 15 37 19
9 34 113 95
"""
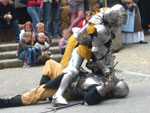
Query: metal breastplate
67 73 108 98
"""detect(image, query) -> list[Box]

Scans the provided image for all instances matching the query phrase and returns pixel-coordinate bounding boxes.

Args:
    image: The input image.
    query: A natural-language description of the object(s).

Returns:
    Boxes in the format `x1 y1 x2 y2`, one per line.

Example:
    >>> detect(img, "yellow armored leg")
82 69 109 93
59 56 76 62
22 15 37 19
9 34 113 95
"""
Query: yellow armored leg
42 59 63 79
22 84 71 105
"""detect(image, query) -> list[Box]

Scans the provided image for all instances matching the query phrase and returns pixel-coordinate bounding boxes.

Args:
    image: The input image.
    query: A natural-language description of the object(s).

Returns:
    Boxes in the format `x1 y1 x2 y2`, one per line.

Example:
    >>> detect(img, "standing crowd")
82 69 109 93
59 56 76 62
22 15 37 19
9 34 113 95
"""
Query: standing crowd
0 0 148 67
0 0 92 67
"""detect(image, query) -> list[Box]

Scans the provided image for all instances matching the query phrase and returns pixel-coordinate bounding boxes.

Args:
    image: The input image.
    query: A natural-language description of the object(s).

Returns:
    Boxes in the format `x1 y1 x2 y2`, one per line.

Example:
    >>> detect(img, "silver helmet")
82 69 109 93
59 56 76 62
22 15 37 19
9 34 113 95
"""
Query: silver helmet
104 4 127 25
112 80 129 98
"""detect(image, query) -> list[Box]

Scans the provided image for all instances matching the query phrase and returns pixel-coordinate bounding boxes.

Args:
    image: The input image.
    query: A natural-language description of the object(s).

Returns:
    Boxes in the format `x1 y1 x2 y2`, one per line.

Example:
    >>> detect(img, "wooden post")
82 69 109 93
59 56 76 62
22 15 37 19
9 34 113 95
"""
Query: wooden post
0 29 15 42
104 0 108 7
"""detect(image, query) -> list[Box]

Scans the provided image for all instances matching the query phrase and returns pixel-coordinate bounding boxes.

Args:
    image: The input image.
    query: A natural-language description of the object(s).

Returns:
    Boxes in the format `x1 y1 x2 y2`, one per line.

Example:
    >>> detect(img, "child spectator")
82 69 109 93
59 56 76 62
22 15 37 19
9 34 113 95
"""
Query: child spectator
59 29 71 55
76 10 92 28
34 33 51 65
17 32 37 67
72 10 91 33
19 21 33 41
35 22 52 44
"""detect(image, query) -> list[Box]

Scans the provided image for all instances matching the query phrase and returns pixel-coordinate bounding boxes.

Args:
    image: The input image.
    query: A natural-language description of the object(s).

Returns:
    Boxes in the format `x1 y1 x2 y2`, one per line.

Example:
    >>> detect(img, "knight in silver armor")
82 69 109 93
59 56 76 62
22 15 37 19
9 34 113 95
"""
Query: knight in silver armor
67 69 129 105
52 4 128 105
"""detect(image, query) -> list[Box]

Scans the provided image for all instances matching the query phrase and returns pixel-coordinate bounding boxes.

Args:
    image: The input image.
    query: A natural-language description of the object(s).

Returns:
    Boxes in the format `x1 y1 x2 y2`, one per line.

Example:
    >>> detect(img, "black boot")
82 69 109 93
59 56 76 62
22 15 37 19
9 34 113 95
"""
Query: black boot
0 95 24 108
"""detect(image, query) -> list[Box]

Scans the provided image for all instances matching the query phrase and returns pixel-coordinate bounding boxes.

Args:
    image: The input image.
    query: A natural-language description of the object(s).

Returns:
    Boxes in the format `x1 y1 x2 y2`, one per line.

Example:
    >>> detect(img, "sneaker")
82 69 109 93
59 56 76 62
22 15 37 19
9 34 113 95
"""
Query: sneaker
23 63 31 68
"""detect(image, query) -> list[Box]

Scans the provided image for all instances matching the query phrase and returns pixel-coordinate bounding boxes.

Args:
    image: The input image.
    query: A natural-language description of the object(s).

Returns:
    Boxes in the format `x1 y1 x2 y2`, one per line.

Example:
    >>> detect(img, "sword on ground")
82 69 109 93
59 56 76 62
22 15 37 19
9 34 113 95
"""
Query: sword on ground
40 101 85 113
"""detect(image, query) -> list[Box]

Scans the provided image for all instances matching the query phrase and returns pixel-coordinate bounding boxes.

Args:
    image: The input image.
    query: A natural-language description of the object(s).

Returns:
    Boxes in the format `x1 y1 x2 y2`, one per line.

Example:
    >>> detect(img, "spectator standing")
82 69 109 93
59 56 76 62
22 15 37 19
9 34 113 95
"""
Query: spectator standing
0 0 20 42
35 22 52 44
59 29 71 55
138 0 150 31
121 0 147 44
47 0 61 38
19 21 34 41
84 0 89 11
17 32 37 67
26 0 43 33
98 0 104 8
68 0 85 32
14 0 31 24
43 0 52 31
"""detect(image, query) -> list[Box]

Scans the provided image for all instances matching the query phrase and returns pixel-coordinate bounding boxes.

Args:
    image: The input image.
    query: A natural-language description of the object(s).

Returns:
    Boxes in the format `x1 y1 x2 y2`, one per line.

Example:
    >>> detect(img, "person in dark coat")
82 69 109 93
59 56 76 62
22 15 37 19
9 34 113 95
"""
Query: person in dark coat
14 0 31 24
138 0 150 31
0 0 20 42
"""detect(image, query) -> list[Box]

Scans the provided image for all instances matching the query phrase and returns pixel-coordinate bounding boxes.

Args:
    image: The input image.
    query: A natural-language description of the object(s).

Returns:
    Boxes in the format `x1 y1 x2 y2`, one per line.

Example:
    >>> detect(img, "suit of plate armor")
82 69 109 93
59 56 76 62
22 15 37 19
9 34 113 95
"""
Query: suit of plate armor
67 70 129 105
52 4 128 105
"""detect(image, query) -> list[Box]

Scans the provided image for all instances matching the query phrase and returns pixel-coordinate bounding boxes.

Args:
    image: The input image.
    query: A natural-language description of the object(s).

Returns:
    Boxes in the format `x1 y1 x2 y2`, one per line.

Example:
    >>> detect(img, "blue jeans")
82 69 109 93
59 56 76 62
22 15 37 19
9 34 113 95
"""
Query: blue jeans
13 19 20 41
18 48 36 64
99 1 104 8
48 2 61 36
0 19 20 41
84 0 89 11
27 6 42 33
43 2 51 30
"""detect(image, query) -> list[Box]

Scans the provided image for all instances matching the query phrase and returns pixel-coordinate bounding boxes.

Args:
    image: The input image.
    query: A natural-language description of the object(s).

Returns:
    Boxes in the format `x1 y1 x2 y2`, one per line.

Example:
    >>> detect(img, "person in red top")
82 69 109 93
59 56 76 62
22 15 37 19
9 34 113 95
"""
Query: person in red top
68 0 85 31
26 0 43 33
72 10 92 34
76 10 92 28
